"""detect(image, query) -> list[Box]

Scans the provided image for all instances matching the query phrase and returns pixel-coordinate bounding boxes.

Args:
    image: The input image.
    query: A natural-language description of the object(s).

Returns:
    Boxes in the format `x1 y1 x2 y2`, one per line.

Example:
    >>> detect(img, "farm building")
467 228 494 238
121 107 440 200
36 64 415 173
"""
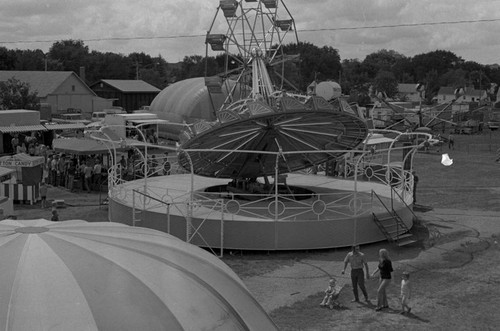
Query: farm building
90 80 161 112
0 71 112 119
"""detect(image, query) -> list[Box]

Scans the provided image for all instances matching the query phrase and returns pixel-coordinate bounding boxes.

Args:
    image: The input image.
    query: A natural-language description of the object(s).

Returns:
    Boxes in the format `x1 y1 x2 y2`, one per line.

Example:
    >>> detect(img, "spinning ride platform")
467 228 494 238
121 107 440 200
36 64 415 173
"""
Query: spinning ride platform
108 173 414 250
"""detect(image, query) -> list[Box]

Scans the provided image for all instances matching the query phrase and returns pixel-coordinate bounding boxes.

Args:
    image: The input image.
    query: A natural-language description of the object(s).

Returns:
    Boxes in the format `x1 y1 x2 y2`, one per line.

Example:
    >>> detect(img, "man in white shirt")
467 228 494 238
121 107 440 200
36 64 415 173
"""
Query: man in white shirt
341 245 370 303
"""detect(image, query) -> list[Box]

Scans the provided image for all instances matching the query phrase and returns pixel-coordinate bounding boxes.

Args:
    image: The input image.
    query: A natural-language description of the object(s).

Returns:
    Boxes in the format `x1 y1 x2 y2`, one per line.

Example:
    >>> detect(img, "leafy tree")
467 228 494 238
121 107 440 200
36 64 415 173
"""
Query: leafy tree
13 49 46 70
468 70 490 90
340 59 370 95
422 70 441 103
411 50 462 81
85 51 132 83
438 69 467 89
135 55 170 89
392 56 413 83
373 70 398 98
362 49 405 79
48 39 89 74
0 77 39 110
0 47 16 70
283 42 341 91
178 55 206 80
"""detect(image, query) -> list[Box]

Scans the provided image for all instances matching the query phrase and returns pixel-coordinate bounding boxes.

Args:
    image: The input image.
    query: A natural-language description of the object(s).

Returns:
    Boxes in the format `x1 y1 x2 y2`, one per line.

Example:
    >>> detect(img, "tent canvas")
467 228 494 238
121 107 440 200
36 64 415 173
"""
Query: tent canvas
53 138 126 155
0 219 278 330
0 166 15 178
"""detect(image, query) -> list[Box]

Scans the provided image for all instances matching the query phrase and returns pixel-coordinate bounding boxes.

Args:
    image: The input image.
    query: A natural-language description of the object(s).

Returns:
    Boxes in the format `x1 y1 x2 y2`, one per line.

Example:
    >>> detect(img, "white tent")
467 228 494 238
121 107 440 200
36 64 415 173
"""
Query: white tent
0 219 277 330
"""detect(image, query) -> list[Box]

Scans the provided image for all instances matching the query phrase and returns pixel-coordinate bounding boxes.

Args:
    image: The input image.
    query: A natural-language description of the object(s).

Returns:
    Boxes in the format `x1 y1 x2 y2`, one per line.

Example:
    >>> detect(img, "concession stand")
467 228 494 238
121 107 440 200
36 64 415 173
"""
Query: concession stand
0 166 15 217
0 153 44 204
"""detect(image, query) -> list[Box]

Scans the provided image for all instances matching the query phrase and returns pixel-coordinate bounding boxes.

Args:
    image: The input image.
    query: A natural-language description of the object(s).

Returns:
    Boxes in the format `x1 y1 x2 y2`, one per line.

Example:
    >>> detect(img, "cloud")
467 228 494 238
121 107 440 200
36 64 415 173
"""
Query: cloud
0 0 499 64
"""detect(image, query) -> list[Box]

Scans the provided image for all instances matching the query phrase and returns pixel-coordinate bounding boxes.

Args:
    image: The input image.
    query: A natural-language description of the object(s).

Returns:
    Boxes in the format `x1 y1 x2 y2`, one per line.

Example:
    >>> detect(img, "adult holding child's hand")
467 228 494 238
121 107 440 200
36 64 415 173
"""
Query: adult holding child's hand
372 248 393 311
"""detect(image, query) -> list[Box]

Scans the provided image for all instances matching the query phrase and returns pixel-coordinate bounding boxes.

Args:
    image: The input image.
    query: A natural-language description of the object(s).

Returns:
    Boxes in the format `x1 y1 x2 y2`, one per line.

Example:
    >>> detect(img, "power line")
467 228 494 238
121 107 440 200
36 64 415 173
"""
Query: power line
300 18 500 33
0 18 499 45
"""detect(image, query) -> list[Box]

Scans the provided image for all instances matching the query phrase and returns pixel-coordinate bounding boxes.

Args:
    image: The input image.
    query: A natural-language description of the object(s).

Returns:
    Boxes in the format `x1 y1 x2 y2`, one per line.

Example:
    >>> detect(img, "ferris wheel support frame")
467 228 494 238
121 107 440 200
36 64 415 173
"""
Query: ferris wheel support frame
205 0 299 111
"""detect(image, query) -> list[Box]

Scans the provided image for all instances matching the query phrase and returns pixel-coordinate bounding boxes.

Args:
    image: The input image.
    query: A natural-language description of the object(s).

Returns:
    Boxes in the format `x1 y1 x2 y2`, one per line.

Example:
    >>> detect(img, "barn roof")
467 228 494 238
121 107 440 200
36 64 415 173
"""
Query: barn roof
96 80 161 93
0 71 94 98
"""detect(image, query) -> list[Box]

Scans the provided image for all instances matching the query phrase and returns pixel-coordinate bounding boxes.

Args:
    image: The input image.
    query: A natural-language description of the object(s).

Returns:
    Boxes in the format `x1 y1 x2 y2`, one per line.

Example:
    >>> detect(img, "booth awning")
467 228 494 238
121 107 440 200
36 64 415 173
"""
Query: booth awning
129 119 169 125
53 138 126 155
44 123 86 130
0 166 15 177
0 125 47 133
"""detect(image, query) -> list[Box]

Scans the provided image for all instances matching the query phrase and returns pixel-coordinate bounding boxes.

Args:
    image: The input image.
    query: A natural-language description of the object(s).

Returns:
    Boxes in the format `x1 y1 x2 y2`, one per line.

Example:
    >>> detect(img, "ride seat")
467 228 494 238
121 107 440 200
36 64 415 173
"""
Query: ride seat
206 34 227 51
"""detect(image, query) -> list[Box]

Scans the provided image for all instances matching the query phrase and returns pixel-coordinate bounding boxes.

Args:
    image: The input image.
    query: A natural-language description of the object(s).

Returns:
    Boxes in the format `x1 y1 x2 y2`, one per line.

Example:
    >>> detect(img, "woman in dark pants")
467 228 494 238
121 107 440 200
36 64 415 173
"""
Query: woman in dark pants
372 248 393 311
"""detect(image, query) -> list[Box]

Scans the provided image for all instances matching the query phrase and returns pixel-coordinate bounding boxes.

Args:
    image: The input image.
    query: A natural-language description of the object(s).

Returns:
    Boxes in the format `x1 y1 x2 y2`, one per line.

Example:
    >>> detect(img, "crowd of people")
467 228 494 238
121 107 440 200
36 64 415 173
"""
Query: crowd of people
10 132 47 157
44 153 107 193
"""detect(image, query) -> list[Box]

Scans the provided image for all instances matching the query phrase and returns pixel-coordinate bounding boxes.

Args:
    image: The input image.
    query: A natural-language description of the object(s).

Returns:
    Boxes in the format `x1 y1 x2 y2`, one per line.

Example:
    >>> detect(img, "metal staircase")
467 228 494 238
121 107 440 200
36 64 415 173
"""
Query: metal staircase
372 212 416 246
372 191 417 247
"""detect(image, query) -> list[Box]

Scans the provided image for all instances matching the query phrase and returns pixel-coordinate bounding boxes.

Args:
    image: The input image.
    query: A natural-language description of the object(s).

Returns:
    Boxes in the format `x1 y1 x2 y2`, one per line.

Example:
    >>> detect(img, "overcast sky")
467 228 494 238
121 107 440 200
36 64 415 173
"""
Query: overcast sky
1 0 500 65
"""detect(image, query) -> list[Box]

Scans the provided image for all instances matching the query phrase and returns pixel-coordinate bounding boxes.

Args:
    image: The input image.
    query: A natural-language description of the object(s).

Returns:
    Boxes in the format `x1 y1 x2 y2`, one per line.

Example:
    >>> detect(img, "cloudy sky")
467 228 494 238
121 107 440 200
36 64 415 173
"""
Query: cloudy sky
1 0 500 65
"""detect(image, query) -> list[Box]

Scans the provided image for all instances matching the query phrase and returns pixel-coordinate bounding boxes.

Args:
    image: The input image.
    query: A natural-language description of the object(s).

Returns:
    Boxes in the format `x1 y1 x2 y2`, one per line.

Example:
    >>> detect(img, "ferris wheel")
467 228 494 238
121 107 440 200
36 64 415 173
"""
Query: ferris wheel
205 0 299 111
178 0 368 179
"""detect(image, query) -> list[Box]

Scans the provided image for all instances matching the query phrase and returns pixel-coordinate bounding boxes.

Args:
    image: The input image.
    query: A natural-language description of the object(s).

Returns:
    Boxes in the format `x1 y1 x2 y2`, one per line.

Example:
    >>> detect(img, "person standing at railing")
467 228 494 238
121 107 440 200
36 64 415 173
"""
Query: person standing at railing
448 134 454 150
412 171 419 204
51 155 58 186
83 161 93 193
67 162 76 192
93 160 102 190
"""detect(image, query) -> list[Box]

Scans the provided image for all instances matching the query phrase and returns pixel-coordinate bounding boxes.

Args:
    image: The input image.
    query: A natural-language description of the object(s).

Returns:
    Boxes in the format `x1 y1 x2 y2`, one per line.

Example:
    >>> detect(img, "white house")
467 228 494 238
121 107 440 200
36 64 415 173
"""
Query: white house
436 86 487 104
397 84 422 102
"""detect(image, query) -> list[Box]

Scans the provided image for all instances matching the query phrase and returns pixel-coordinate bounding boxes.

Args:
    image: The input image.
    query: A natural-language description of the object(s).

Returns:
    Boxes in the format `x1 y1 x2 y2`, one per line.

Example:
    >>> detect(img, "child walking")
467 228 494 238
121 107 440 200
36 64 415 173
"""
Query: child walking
40 181 48 208
400 271 412 314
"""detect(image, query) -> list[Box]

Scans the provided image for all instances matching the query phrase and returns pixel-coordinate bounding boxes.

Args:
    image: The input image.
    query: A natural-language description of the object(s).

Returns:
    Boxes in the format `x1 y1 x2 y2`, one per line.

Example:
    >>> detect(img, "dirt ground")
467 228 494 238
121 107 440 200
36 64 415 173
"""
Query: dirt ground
12 131 500 331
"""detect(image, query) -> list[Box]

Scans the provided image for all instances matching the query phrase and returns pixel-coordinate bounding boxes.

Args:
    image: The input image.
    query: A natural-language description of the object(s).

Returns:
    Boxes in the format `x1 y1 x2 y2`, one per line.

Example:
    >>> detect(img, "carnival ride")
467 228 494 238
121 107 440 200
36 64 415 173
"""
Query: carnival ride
368 86 494 136
105 0 432 252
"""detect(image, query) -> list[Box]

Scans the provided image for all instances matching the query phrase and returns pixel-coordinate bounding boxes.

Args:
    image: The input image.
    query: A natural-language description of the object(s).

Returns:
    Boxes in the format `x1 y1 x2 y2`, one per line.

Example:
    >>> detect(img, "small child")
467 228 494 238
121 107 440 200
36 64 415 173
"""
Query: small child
40 181 48 209
320 278 340 309
400 271 412 314
51 209 59 222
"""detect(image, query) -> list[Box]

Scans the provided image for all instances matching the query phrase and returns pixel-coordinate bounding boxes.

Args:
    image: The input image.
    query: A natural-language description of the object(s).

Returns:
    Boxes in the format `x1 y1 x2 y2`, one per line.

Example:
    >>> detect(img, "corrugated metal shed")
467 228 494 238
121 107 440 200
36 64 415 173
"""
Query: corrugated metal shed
0 125 47 133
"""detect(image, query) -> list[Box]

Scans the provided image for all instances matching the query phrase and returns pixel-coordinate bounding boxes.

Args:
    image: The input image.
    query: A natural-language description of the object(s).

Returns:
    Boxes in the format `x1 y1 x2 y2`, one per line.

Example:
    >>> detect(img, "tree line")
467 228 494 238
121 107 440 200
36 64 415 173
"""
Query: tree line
1 39 500 108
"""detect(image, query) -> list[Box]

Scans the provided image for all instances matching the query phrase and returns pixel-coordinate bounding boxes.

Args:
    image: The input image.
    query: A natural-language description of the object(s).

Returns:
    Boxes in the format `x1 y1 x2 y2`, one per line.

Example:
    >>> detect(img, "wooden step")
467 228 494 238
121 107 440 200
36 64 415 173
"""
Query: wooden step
388 229 409 237
376 216 397 222
378 217 397 223
396 237 417 247
392 233 413 240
